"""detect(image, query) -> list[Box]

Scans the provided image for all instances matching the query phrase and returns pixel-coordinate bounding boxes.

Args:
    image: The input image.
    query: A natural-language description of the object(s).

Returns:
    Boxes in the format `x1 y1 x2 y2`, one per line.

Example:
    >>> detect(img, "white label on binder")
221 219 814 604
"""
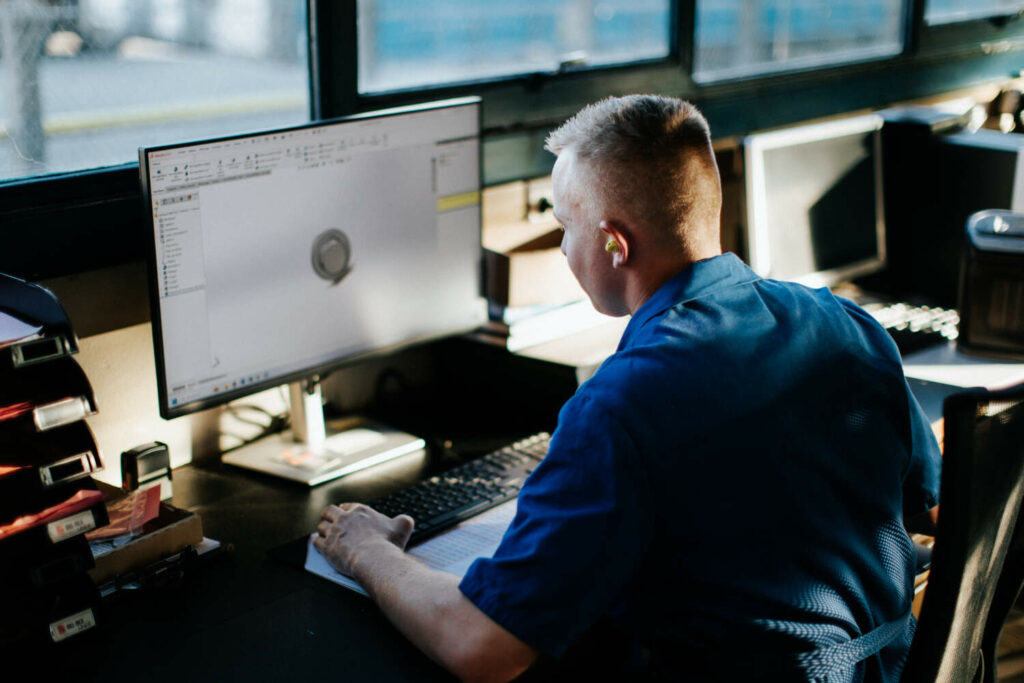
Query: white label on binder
49 608 96 642
47 509 97 542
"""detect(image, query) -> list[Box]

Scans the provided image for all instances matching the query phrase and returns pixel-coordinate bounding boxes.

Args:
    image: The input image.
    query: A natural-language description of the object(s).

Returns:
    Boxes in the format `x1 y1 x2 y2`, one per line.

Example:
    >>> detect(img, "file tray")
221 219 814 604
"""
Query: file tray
0 272 78 369
88 482 204 586
0 491 109 558
0 419 100 468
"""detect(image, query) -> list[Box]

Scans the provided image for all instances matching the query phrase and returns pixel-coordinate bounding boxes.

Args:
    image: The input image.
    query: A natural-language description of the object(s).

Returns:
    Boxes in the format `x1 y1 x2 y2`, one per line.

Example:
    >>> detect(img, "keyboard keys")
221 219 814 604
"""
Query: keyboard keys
361 433 550 545
862 301 959 355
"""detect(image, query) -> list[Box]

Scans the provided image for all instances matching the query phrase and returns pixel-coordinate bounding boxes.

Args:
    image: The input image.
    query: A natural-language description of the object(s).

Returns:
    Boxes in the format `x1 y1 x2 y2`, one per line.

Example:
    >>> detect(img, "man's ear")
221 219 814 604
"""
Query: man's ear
599 220 630 267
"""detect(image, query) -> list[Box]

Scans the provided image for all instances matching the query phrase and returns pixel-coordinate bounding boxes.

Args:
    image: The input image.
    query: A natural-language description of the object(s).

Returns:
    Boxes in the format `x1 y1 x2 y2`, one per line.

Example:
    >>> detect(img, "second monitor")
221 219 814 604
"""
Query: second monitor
744 113 886 289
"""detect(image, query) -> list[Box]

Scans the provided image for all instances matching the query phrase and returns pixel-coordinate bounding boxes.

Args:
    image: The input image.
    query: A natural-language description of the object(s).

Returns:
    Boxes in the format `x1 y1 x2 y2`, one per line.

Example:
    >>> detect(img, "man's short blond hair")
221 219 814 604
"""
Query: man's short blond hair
545 95 721 254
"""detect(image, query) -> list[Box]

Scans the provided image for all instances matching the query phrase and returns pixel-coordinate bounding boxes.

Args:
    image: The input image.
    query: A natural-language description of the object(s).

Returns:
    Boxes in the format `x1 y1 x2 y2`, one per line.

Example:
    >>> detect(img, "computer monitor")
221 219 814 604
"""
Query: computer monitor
140 97 487 484
743 113 886 288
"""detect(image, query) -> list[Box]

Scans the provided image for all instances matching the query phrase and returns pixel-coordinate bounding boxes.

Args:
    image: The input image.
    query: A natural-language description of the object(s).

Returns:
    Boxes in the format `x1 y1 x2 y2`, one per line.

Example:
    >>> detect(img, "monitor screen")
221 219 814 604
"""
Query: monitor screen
743 114 886 288
141 98 486 420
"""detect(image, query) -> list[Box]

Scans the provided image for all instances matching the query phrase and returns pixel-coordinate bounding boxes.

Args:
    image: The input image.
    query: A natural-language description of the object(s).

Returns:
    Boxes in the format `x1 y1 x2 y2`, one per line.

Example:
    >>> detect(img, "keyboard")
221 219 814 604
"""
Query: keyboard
368 432 550 545
862 302 960 355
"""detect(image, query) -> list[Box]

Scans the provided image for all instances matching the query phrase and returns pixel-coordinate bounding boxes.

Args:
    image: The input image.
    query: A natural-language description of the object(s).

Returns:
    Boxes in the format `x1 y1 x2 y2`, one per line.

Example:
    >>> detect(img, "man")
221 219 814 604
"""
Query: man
314 95 941 682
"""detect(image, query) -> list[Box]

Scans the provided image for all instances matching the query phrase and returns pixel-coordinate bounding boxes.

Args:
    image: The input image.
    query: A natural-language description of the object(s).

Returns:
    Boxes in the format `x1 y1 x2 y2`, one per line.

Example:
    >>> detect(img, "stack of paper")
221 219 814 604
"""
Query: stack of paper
305 499 517 596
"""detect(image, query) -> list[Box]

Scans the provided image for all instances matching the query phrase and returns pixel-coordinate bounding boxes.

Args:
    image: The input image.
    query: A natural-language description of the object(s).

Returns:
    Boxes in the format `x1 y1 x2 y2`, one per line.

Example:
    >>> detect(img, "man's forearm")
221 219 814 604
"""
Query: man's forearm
352 541 537 683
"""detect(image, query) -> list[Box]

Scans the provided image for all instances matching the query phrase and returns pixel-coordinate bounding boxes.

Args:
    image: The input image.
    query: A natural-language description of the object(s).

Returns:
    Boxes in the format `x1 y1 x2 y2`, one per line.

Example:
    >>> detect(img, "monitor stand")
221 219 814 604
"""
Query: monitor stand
221 377 425 486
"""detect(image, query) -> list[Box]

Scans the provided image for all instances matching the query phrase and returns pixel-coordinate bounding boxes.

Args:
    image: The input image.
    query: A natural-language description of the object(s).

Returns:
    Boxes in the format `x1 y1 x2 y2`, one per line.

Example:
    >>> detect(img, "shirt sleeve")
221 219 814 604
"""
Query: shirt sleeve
458 393 654 658
900 378 942 518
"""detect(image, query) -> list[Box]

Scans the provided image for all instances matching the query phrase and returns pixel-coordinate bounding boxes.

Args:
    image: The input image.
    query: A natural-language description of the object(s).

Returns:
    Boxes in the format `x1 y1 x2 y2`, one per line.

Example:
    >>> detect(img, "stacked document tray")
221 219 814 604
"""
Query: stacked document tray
0 273 107 654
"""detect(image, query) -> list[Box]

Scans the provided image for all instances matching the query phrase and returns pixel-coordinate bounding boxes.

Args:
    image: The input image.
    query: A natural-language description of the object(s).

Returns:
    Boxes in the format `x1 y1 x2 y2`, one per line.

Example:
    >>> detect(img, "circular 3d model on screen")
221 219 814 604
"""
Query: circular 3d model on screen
311 228 354 285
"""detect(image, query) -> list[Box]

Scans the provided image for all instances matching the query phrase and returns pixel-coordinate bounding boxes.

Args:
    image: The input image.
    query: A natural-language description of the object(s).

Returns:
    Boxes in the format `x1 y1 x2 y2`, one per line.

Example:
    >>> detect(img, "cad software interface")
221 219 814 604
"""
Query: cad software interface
145 102 485 414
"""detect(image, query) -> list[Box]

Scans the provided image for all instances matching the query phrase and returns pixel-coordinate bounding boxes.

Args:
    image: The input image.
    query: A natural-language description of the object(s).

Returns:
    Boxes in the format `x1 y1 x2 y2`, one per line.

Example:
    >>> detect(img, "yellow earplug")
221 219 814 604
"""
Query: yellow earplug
605 240 620 253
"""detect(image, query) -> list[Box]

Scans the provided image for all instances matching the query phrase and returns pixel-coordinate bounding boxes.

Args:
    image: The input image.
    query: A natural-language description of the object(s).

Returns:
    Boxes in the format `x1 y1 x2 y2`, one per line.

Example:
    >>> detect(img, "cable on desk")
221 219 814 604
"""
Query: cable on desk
219 404 289 454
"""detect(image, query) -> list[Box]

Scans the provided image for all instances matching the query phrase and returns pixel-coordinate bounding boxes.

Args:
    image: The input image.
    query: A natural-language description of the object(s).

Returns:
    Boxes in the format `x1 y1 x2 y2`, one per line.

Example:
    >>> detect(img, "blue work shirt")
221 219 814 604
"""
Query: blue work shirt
459 253 941 681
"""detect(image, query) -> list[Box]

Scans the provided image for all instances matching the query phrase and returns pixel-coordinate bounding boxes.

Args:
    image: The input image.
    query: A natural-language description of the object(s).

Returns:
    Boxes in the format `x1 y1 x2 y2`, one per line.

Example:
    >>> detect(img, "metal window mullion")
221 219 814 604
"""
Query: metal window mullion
677 0 697 82
309 0 359 120
906 0 928 55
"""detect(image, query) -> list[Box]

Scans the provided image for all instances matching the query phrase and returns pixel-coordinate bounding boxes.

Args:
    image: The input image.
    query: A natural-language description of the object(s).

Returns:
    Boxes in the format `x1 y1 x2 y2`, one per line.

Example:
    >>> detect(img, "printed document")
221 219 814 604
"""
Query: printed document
305 499 517 596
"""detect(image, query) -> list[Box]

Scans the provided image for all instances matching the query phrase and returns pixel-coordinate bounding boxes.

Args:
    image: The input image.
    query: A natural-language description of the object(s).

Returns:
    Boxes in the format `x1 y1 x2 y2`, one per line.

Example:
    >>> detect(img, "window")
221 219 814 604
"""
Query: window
926 0 1024 25
7 0 1024 282
356 0 672 94
693 0 906 83
0 0 308 184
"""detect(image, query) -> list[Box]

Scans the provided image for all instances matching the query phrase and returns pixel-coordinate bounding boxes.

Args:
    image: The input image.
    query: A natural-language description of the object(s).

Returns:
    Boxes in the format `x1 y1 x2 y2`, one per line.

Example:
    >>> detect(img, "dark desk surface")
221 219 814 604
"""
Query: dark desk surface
75 439 543 683
59 337 573 681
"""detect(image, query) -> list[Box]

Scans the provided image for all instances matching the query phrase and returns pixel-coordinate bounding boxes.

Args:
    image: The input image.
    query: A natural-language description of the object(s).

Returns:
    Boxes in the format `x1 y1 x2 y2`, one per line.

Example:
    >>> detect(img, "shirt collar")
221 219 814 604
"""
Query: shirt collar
618 252 759 350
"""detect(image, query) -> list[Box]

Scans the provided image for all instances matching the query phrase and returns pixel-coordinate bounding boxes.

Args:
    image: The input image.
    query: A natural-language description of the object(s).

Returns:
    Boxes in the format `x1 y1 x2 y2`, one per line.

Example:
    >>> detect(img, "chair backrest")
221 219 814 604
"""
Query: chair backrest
902 380 1024 683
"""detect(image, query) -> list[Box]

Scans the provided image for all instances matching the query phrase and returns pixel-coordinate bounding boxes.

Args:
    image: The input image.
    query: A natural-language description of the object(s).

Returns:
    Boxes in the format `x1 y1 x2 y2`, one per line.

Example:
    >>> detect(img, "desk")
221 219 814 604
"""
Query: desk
69 336 569 683
69 338 1024 681
902 341 1024 423
514 317 1024 424
902 341 1024 389
77 453 461 682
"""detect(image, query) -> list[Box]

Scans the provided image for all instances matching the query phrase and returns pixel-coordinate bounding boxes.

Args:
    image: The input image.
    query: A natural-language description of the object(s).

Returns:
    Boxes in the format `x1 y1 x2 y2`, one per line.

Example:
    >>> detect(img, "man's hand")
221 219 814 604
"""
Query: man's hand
313 503 414 578
311 502 538 682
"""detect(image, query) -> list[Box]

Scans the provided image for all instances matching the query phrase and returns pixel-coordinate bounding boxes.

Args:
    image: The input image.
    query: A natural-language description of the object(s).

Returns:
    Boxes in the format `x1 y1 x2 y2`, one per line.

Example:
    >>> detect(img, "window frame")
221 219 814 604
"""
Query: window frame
311 0 692 131
688 0 913 86
4 0 1024 282
923 1 1024 27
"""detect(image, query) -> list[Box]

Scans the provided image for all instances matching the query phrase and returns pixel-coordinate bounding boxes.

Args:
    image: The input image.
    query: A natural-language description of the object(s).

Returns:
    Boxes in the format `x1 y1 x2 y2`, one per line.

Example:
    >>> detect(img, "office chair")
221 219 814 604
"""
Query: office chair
902 380 1024 683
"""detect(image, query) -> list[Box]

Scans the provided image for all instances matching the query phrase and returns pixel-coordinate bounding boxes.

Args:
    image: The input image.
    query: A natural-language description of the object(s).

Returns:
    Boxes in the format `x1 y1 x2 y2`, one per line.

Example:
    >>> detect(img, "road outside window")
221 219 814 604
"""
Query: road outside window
0 0 308 183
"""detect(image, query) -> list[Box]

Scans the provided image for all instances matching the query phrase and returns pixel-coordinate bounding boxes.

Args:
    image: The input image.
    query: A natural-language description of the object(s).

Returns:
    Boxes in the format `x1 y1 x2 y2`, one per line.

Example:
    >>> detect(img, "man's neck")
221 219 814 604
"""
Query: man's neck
624 249 721 315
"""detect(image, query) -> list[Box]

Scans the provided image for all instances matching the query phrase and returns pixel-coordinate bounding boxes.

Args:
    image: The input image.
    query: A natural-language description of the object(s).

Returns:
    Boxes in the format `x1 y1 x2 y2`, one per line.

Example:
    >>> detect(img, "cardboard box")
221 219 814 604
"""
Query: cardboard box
485 232 585 309
87 482 203 585
482 182 584 309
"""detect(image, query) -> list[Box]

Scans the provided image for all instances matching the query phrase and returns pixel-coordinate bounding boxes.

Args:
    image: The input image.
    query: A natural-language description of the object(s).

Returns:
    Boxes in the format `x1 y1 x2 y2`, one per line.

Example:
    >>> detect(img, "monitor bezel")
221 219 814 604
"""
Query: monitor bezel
139 96 484 420
743 113 887 289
